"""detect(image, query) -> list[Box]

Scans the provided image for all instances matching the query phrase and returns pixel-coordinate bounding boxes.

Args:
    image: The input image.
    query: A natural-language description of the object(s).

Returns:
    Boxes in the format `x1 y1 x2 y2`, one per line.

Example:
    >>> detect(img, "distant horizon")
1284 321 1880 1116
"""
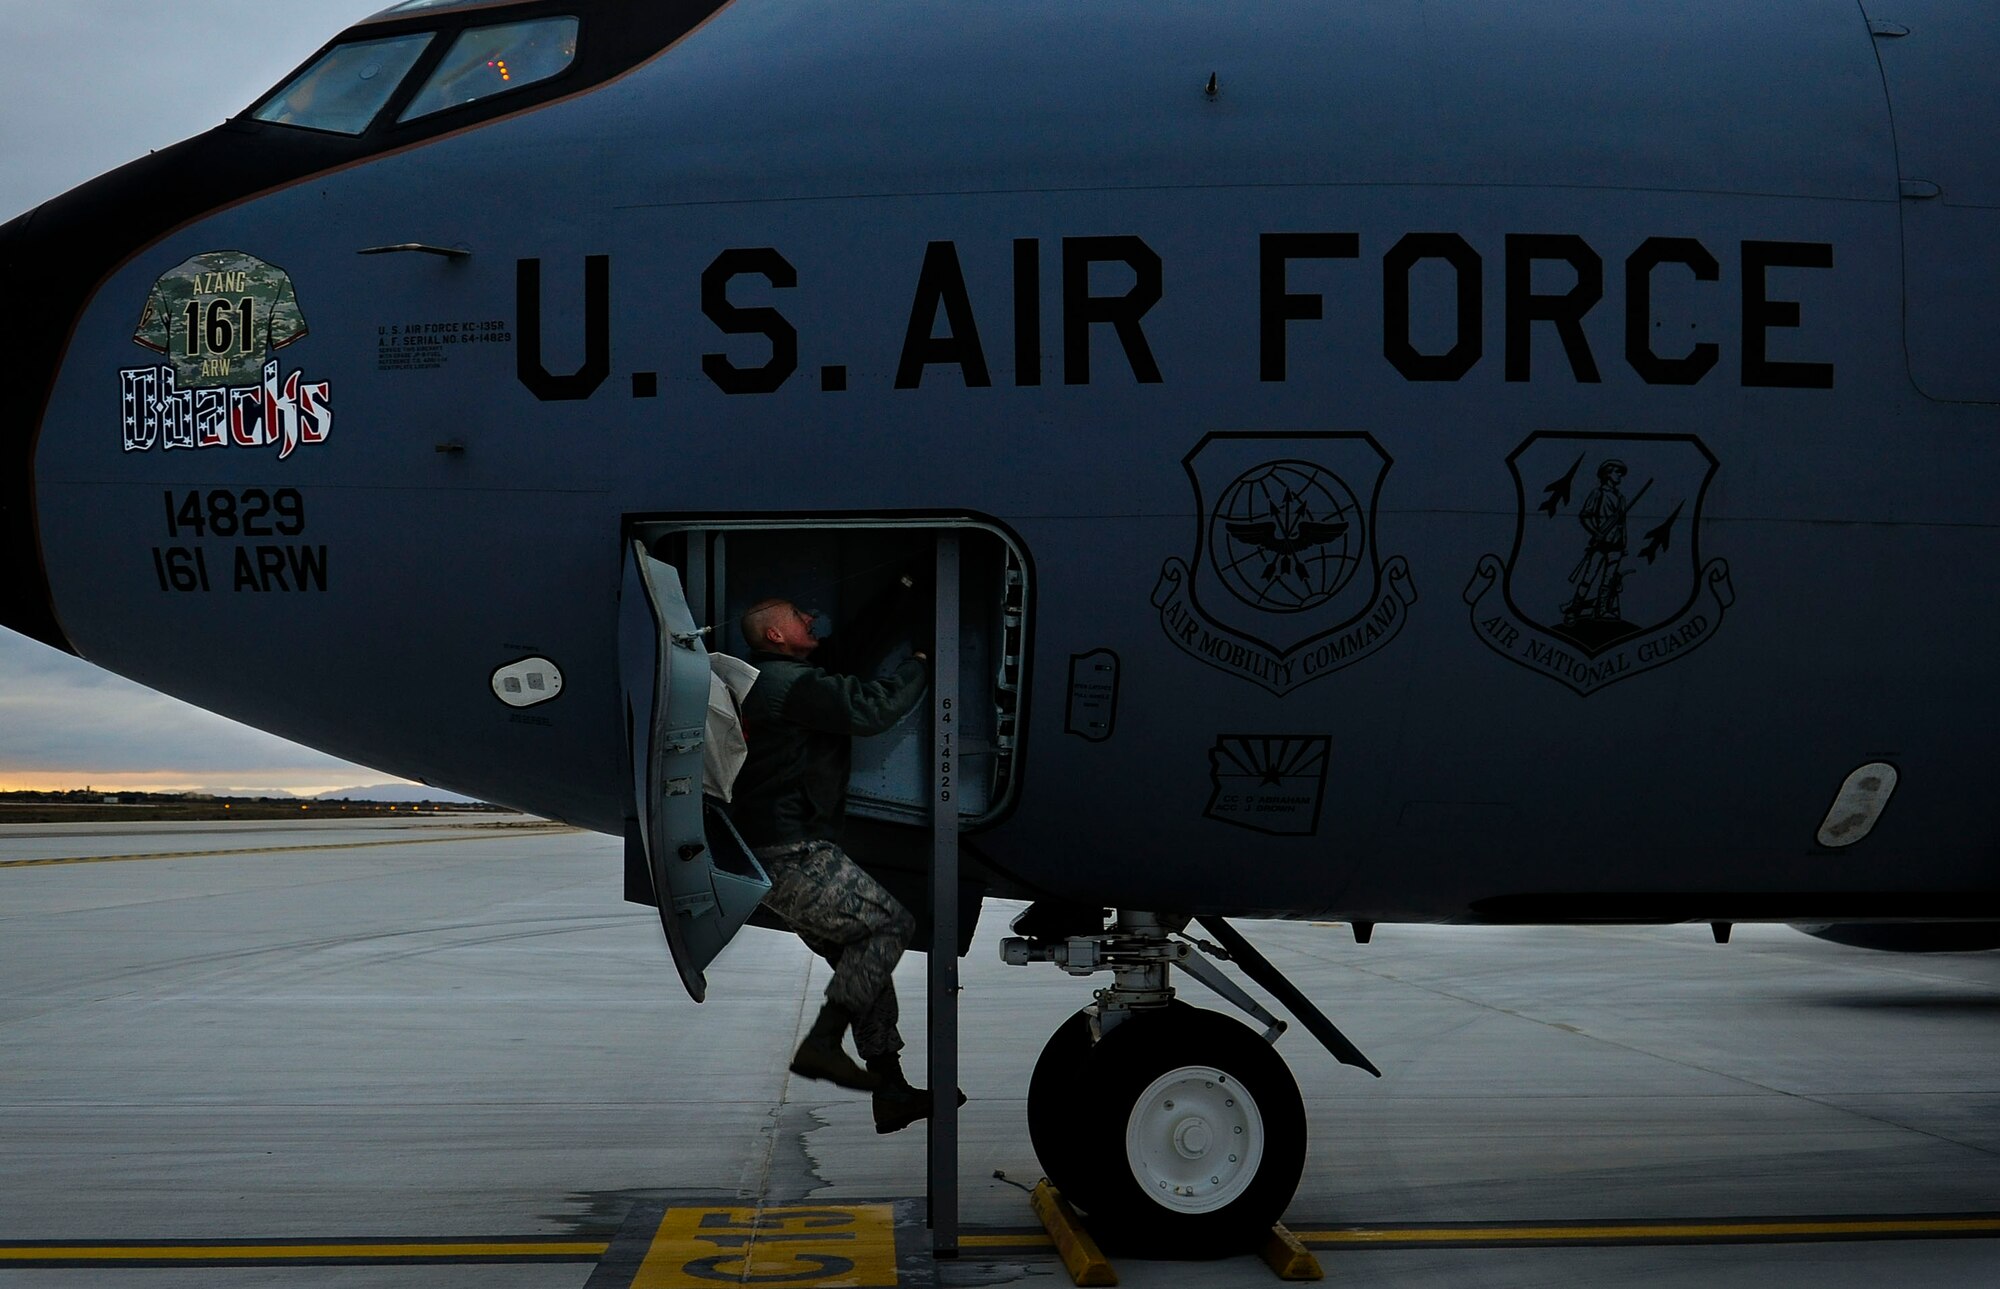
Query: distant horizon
0 779 477 803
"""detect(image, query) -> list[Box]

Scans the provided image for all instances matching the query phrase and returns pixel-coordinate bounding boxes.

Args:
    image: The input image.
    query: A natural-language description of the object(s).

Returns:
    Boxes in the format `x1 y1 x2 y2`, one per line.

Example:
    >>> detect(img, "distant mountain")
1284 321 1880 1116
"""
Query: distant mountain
312 783 477 803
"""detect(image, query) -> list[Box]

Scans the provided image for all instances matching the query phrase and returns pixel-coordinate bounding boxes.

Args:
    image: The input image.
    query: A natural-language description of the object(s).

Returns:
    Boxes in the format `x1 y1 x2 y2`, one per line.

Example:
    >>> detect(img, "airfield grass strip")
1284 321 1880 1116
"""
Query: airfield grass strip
0 827 578 869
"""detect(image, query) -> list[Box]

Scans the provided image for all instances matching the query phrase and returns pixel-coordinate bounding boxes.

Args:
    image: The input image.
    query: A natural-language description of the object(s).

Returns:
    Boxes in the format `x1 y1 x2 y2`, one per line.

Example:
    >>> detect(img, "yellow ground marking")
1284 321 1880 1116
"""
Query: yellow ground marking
955 1233 1055 1249
633 1204 899 1289
0 827 577 869
1260 1224 1323 1280
1029 1182 1116 1287
3 1212 1993 1270
0 1241 606 1262
1293 1216 2000 1246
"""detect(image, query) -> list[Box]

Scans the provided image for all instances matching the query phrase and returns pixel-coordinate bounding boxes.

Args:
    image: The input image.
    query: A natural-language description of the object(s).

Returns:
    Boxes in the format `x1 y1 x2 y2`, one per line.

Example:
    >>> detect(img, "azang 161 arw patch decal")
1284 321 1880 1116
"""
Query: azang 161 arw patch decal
1153 432 1417 697
123 250 331 459
1464 431 1734 695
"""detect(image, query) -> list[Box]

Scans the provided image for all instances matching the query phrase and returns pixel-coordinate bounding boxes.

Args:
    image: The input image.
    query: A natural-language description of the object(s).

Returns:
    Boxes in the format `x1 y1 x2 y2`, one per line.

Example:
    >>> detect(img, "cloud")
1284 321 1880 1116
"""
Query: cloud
0 1 387 220
0 629 405 794
1 1 412 795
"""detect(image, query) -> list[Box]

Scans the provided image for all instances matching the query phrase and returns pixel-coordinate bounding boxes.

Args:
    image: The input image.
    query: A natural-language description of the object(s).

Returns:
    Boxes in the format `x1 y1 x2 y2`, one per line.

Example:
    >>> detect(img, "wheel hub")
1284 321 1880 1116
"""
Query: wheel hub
1172 1117 1213 1158
1125 1065 1264 1213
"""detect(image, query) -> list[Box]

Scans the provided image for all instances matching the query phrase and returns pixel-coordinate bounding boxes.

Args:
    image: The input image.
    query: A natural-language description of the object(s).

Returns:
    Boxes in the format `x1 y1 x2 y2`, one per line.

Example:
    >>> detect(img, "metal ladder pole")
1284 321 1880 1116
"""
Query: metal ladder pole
927 532 961 1256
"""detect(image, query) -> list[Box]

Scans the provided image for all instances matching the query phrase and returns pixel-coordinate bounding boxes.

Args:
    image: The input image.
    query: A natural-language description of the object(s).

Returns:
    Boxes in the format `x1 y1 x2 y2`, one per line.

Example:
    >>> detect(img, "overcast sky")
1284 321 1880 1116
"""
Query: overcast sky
1 0 411 795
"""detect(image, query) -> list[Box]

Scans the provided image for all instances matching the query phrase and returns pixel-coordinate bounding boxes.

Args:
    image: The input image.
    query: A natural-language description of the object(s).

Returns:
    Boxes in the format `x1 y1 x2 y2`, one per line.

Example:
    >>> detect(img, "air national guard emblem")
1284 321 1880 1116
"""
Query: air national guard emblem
1153 432 1416 696
1464 432 1735 695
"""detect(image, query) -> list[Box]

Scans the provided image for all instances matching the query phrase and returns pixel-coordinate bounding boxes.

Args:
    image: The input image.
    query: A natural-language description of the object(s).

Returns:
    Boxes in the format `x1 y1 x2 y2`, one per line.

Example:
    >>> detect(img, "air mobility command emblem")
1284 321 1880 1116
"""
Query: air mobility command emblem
1464 432 1734 695
1153 432 1416 697
122 250 331 459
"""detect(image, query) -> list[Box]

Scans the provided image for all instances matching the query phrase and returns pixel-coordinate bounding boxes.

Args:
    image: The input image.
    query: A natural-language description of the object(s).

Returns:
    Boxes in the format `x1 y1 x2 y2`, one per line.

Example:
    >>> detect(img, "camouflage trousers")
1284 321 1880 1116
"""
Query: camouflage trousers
755 839 913 1061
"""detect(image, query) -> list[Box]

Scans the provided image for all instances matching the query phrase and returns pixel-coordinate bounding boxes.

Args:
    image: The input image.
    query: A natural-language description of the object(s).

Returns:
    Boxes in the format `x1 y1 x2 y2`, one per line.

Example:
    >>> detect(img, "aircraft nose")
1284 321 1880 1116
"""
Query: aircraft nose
0 205 77 656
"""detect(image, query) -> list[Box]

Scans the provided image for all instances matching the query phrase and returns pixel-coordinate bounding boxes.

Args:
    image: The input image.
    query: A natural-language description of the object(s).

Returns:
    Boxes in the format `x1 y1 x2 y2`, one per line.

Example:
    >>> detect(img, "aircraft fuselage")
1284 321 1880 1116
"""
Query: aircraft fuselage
5 0 1995 926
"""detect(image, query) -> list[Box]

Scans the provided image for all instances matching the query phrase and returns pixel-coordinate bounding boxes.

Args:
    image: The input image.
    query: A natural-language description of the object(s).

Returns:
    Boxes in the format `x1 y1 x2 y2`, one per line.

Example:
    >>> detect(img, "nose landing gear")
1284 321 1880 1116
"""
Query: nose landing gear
1002 909 1371 1258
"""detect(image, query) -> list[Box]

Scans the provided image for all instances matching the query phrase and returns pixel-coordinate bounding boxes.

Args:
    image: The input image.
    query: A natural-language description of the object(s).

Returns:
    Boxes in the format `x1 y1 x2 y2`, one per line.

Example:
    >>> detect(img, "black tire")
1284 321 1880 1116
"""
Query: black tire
1066 1007 1307 1258
1028 1001 1198 1209
1026 1008 1094 1199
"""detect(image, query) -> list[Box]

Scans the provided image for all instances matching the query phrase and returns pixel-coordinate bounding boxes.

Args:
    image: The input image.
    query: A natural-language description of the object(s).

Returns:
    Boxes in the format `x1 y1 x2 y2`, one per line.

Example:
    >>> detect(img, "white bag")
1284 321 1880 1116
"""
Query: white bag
702 653 759 801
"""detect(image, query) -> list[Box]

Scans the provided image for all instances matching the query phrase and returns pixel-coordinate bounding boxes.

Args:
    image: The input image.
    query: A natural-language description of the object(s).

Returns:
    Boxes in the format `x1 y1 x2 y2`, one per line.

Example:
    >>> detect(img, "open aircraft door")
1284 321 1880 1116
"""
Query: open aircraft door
619 539 770 1003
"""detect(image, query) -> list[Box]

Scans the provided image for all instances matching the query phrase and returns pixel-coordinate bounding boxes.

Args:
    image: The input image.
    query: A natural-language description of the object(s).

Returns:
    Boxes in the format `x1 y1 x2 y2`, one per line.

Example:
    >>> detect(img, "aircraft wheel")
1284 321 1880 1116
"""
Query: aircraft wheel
1026 1009 1094 1200
1068 1007 1306 1258
1028 1001 1196 1209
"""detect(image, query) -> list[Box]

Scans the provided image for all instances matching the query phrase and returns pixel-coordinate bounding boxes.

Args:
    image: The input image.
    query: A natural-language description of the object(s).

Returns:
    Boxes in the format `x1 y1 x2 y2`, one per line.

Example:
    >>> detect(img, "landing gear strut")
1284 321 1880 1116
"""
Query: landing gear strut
1001 909 1375 1257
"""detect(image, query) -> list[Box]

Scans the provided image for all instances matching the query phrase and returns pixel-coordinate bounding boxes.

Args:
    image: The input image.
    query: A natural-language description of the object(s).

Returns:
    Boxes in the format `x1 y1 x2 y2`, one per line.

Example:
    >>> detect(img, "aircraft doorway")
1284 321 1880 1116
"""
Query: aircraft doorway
637 518 1028 831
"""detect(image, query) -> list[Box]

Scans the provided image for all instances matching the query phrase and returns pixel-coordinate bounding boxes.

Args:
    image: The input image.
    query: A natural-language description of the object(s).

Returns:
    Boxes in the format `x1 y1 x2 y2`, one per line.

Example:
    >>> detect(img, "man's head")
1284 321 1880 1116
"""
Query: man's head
741 598 820 658
1598 458 1627 484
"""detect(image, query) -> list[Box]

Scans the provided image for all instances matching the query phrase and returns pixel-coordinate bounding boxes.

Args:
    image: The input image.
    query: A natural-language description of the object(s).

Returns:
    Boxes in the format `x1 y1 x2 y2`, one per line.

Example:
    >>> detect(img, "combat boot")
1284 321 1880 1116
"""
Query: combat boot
789 1002 880 1091
867 1055 967 1134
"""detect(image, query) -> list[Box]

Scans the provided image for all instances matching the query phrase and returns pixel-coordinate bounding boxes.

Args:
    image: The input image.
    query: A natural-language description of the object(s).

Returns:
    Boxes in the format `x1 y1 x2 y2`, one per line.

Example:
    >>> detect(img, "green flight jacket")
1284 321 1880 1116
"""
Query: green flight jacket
728 653 929 849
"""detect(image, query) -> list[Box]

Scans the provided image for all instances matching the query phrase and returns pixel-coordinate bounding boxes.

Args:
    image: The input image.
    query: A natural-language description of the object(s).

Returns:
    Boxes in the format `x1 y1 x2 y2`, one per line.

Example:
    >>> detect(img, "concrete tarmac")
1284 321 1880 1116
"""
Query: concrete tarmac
2 818 1997 1287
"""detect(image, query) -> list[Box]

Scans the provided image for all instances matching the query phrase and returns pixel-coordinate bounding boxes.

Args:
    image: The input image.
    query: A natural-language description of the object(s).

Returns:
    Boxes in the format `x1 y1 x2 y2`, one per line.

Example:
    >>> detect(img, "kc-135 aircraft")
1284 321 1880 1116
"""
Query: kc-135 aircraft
4 0 1996 1255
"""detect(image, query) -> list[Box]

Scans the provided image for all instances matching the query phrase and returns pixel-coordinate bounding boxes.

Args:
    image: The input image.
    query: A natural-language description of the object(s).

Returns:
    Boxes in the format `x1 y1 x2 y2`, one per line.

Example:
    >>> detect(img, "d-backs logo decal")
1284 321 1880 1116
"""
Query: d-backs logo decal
1464 431 1734 695
1153 432 1416 696
123 250 331 459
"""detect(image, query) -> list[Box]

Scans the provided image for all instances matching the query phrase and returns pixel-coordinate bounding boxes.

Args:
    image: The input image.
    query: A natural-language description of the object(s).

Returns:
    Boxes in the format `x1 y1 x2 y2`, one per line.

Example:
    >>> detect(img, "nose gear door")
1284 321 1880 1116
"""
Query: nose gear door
619 539 771 1002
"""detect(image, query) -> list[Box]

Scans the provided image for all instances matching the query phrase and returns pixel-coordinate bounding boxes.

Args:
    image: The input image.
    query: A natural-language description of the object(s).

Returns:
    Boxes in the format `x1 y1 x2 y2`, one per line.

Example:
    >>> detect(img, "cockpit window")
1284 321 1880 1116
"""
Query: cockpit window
397 18 579 122
250 34 435 135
